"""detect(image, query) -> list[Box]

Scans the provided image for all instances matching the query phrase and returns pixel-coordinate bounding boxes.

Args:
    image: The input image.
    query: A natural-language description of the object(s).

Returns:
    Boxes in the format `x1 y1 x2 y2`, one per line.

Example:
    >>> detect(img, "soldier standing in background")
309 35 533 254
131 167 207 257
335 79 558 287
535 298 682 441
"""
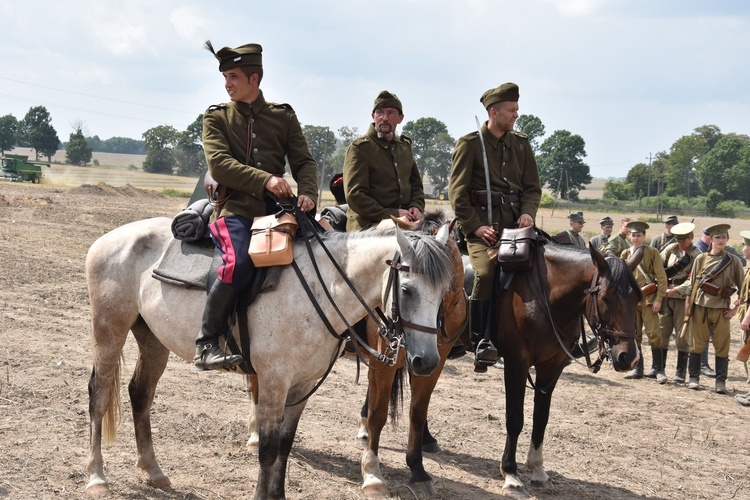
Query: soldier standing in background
650 215 679 252
561 212 587 248
661 223 701 383
732 231 750 406
589 216 614 252
621 221 668 382
603 217 632 257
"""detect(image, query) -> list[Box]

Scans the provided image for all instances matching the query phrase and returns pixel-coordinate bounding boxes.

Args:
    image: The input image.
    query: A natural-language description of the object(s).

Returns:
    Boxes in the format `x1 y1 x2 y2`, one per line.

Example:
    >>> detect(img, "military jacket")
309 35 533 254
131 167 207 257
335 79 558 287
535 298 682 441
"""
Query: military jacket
650 232 676 252
604 233 630 257
660 242 701 298
448 123 541 237
202 91 318 220
682 251 745 309
589 234 610 253
738 267 750 321
343 124 425 231
621 245 667 304
565 229 587 249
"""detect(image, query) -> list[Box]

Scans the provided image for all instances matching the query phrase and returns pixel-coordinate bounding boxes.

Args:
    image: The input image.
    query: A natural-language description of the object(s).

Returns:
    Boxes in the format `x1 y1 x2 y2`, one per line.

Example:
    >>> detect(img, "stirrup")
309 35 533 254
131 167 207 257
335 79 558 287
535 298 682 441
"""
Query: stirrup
194 343 243 371
474 340 498 372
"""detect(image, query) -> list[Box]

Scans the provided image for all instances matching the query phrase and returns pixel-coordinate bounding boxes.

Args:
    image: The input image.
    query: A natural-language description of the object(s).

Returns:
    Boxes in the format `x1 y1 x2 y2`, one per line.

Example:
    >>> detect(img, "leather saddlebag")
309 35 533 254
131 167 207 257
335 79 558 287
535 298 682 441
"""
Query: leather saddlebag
496 226 537 272
249 212 298 267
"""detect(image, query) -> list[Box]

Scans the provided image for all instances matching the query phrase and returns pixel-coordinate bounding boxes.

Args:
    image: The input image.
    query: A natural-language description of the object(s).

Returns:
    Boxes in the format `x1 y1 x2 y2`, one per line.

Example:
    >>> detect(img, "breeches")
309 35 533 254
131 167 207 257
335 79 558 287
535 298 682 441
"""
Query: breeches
688 305 730 357
636 301 662 348
659 297 689 351
209 214 255 289
467 238 496 300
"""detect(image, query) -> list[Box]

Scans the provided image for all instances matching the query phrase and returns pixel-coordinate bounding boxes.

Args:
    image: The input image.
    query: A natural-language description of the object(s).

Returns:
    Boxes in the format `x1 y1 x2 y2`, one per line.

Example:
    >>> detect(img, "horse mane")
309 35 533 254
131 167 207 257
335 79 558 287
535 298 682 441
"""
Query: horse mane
604 255 643 300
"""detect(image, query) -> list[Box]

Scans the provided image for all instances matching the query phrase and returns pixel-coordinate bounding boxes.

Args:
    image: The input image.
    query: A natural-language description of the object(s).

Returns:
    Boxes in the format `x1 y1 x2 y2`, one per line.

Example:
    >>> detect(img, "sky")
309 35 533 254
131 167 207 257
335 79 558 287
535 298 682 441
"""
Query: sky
1 0 748 179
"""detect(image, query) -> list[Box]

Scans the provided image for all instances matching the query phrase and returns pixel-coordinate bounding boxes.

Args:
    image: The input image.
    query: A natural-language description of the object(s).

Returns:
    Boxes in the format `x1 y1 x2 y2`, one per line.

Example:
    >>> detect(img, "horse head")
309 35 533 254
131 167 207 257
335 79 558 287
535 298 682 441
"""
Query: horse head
386 224 454 376
587 245 642 371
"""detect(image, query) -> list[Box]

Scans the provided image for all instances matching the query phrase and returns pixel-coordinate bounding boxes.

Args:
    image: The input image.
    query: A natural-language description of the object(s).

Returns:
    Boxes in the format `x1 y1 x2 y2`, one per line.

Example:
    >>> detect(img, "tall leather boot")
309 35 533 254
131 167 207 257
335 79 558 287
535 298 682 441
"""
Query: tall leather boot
714 356 729 394
687 352 702 390
644 346 658 379
673 351 688 384
469 299 497 373
624 343 644 379
194 279 244 371
654 348 668 385
701 345 716 377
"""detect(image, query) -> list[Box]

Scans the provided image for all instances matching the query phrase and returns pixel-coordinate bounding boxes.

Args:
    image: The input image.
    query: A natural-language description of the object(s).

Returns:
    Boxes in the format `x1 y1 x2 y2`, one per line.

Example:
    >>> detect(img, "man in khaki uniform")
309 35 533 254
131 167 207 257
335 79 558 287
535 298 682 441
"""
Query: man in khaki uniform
589 216 614 253
661 223 701 383
621 221 668 382
195 41 318 370
603 217 632 257
650 215 679 252
561 212 587 248
732 231 750 406
343 91 424 231
679 224 744 393
449 82 541 371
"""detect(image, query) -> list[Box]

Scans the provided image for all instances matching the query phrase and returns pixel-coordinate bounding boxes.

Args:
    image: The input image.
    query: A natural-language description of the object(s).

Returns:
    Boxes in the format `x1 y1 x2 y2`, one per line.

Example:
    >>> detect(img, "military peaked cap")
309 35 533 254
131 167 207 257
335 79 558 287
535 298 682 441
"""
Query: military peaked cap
739 230 750 246
205 40 262 72
705 223 730 237
599 216 614 226
627 221 649 234
664 215 679 225
373 90 403 113
568 211 585 223
671 222 695 240
480 82 520 109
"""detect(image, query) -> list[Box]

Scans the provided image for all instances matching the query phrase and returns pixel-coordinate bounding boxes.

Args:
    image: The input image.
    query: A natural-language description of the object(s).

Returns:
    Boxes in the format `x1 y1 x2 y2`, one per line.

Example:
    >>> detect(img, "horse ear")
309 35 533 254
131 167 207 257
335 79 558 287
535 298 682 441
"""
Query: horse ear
395 225 418 264
589 242 609 275
435 222 451 245
390 215 415 230
625 245 645 272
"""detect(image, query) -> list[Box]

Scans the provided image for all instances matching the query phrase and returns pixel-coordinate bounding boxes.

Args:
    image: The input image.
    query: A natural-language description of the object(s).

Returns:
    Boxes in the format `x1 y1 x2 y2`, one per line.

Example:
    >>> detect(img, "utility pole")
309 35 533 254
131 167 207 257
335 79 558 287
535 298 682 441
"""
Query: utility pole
646 152 653 199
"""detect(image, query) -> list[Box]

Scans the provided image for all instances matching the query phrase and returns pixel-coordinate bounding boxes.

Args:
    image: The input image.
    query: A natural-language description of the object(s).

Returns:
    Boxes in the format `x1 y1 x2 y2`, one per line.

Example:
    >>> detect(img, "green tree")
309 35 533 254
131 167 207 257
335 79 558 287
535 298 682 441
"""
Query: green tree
0 114 18 155
697 134 750 205
327 126 359 182
142 125 177 174
625 162 650 198
173 115 205 177
16 106 60 161
402 117 454 188
515 114 545 153
403 117 448 161
302 125 337 197
663 126 720 197
536 130 592 200
65 121 93 166
603 179 635 200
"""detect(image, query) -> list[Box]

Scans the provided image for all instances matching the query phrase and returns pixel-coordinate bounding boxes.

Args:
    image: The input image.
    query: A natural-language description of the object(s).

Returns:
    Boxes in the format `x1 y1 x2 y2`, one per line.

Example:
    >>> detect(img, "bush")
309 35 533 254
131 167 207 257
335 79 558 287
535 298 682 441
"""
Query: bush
93 159 100 166
539 192 556 208
127 163 138 171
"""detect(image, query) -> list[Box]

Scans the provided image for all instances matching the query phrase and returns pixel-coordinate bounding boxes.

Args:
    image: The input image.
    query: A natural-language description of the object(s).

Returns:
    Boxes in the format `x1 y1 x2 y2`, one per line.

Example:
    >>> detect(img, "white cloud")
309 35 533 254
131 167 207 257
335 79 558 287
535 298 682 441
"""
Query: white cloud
169 6 207 39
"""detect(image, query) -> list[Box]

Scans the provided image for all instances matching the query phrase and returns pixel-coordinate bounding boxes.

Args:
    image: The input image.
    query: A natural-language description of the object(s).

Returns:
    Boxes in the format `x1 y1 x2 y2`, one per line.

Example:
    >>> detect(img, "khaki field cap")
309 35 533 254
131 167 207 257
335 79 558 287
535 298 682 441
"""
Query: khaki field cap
480 82 520 109
664 215 679 225
739 230 750 246
372 91 403 114
626 221 649 234
205 40 262 71
671 222 695 240
568 212 585 224
705 223 731 237
599 216 614 227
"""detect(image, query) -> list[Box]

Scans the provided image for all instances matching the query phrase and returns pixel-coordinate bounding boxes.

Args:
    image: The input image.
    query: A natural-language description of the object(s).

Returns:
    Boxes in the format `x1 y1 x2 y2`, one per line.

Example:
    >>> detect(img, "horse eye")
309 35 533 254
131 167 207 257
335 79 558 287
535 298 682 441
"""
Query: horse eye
400 285 412 296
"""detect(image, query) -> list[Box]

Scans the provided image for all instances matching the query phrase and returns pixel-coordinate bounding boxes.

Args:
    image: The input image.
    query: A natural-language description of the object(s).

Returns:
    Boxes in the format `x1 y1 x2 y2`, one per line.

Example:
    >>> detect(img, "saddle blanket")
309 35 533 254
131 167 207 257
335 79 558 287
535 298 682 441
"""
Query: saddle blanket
152 238 214 289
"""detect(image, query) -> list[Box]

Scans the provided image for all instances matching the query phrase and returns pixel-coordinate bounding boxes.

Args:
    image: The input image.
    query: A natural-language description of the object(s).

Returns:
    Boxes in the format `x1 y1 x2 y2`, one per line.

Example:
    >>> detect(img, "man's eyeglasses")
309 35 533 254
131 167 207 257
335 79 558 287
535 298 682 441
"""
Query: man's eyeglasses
374 109 400 118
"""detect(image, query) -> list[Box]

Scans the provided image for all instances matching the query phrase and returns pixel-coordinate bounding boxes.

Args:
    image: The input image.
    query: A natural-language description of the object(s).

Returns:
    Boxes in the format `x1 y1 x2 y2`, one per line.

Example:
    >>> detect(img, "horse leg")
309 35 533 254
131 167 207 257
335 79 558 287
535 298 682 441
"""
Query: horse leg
355 387 369 448
501 358 529 497
265 397 308 500
255 379 292 500
128 318 171 488
246 374 260 453
421 420 440 453
86 315 131 494
526 362 563 490
361 366 396 498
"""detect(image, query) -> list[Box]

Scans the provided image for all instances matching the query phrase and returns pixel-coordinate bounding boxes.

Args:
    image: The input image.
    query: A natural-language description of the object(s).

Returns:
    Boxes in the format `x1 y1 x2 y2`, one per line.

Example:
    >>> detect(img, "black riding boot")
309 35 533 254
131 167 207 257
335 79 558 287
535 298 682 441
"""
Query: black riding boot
624 343 644 379
673 351 688 384
194 279 244 371
469 299 497 373
715 356 729 394
701 346 716 377
653 348 668 384
687 352 702 390
645 346 658 379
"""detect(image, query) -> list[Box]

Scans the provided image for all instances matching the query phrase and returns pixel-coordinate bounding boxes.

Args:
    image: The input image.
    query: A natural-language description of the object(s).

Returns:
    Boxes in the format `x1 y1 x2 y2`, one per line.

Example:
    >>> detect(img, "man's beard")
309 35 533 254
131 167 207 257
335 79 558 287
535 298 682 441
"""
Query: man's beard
376 123 395 139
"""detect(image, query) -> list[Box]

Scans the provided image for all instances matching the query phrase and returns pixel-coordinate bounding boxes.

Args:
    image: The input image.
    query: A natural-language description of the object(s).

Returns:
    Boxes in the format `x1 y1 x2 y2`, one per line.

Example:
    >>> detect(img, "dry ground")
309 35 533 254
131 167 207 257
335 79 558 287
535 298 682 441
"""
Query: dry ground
1 176 749 500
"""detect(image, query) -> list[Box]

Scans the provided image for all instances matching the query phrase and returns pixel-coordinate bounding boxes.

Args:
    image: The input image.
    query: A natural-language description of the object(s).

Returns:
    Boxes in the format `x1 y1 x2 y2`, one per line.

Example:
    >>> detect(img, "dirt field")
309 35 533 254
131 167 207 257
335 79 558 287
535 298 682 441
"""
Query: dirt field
1 178 749 500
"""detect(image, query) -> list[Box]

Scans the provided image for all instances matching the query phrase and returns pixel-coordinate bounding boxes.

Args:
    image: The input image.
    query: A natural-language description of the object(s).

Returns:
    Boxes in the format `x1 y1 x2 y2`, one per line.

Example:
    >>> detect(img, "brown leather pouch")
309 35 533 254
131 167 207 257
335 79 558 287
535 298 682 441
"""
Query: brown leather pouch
249 212 298 267
496 226 537 272
641 282 657 297
700 281 721 296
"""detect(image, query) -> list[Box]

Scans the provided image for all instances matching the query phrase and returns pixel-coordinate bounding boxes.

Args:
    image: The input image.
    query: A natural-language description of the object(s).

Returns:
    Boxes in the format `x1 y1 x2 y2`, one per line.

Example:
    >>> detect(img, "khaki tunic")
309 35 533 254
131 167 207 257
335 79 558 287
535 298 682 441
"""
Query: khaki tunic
565 229 587 249
683 251 745 356
738 267 750 327
658 242 701 350
448 124 541 299
621 245 668 347
650 232 676 252
589 234 610 253
202 92 318 221
604 234 630 257
343 124 425 231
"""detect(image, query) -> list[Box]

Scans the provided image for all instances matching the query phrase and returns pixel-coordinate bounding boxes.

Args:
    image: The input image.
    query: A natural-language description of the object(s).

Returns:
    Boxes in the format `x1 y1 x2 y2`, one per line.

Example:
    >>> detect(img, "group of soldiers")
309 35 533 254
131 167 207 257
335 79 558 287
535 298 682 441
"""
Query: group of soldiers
561 213 750 401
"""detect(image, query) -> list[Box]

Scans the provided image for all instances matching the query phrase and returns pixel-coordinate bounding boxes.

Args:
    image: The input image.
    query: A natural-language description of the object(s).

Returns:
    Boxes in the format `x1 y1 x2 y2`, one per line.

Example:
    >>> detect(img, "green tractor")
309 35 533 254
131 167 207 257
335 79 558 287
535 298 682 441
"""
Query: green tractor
1 154 50 183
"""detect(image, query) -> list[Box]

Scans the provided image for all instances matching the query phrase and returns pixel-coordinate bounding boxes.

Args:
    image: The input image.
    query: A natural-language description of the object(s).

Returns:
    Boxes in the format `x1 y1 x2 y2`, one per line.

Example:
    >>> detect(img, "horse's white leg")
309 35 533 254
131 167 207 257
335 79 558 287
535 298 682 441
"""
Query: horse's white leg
246 375 260 453
355 416 368 448
361 449 388 498
527 441 552 488
501 473 528 498
129 319 172 488
361 364 392 498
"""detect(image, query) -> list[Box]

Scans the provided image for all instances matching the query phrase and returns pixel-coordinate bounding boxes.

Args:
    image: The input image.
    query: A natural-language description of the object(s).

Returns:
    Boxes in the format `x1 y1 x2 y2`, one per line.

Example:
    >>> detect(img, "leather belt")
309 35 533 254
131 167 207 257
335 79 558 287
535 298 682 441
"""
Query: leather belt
668 278 686 286
470 190 521 206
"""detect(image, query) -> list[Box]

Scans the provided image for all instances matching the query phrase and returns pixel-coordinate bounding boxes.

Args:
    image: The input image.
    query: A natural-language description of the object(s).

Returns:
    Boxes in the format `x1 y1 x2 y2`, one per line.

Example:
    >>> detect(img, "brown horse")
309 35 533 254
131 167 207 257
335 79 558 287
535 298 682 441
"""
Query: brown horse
495 240 643 496
356 212 468 497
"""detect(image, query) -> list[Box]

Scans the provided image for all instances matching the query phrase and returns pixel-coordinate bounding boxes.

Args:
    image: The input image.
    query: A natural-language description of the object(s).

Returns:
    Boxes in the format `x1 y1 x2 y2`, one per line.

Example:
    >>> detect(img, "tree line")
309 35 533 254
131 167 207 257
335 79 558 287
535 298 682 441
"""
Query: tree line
603 125 750 216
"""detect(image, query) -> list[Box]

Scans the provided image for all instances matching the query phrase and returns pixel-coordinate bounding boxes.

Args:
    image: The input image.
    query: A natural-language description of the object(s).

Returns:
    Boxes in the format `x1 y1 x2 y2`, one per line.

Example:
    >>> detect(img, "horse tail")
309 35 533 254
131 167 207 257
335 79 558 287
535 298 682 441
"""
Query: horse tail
100 354 123 445
388 366 406 427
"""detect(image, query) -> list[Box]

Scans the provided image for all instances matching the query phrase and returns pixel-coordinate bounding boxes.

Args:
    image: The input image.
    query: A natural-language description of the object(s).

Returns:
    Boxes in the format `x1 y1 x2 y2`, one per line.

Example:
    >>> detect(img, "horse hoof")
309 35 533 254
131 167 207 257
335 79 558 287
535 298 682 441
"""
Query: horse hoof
409 479 435 495
501 484 529 498
146 475 172 489
354 436 367 449
422 441 442 454
362 483 389 498
246 435 259 454
85 481 110 496
530 478 554 489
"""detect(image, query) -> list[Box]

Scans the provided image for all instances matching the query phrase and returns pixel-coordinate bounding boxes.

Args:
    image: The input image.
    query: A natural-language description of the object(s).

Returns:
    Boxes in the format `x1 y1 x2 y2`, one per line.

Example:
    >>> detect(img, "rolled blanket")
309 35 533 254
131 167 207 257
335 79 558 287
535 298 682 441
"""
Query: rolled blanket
171 199 214 242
